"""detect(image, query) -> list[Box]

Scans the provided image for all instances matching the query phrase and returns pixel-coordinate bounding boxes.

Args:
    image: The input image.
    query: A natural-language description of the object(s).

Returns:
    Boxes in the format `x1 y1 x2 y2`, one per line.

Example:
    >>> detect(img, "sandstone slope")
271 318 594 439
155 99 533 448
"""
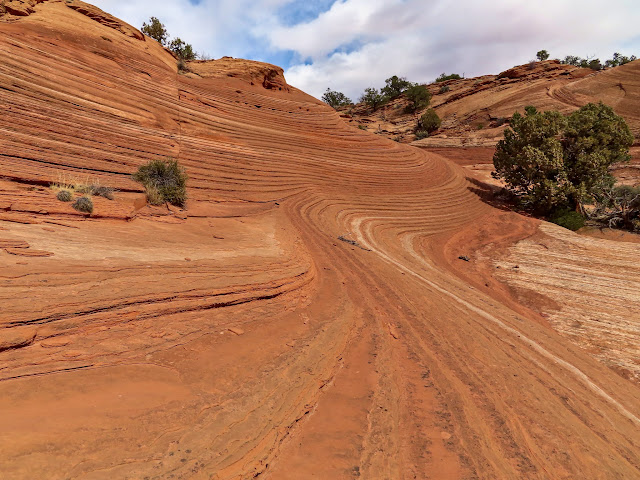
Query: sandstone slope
0 2 639 480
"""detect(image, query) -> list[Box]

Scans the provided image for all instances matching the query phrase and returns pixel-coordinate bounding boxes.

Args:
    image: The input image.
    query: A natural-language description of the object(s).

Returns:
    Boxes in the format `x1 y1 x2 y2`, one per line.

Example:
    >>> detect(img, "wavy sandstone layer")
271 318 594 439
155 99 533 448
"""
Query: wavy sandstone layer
0 2 639 480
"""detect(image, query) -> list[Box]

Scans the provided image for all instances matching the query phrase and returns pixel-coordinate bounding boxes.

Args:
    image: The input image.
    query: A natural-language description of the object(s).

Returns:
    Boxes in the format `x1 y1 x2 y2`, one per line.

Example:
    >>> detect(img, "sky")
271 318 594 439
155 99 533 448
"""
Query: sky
91 0 640 101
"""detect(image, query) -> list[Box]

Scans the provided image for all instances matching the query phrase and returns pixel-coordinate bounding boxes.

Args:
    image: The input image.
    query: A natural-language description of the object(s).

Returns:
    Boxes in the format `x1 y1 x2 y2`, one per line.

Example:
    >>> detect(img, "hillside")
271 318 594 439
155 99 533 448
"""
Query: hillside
345 60 640 145
1 2 639 479
344 59 640 188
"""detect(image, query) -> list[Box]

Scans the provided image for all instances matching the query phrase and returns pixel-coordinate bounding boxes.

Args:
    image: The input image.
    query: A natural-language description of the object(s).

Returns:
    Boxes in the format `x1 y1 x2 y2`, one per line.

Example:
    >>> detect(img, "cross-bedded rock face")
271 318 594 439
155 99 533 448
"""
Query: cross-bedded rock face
1 2 639 480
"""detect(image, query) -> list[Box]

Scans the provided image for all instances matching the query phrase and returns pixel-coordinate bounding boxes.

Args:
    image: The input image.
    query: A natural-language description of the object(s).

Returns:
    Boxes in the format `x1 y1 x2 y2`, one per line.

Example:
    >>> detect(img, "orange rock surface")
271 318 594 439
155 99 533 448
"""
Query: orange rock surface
0 2 639 479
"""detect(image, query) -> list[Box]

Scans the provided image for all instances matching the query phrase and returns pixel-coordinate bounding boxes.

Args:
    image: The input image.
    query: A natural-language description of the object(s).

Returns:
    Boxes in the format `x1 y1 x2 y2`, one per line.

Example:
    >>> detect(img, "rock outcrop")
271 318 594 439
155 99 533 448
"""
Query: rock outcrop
1 2 639 480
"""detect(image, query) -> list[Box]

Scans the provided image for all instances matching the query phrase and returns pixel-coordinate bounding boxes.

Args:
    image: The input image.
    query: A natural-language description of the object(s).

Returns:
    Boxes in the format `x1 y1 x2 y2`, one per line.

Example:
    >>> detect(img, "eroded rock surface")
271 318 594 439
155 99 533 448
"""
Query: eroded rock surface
0 3 639 480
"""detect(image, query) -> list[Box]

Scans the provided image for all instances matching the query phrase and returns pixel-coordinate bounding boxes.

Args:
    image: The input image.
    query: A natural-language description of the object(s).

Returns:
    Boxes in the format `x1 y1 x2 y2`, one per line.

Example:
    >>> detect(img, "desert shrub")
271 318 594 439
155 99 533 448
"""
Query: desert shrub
477 123 485 130
72 196 93 214
582 58 603 71
358 124 367 130
381 75 411 99
415 130 430 140
141 17 168 45
177 59 191 73
439 85 450 94
436 73 462 83
359 87 387 111
493 103 633 215
527 60 537 70
549 209 584 231
132 158 188 207
418 109 441 133
56 190 73 202
93 186 115 200
404 84 431 113
605 52 637 68
591 185 640 230
561 55 605 70
169 38 196 60
536 50 550 61
76 184 115 200
322 89 352 108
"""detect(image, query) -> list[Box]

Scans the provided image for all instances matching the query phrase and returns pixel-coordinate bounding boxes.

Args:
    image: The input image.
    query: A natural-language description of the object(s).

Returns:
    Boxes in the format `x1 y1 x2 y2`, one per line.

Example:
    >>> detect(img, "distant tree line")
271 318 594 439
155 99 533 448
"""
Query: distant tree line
534 50 637 71
322 74 446 139
322 74 437 112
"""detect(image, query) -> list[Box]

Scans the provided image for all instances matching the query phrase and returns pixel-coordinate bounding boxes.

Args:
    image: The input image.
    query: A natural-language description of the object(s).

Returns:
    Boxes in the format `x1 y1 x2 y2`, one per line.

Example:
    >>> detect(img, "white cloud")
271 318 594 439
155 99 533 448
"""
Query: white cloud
90 0 640 100
275 0 640 99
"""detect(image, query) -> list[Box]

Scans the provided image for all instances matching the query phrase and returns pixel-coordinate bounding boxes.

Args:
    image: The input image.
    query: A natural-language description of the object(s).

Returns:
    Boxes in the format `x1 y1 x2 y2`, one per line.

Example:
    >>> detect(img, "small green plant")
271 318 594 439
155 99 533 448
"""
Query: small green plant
549 209 584 231
477 123 484 130
536 50 550 61
76 184 115 200
92 186 115 200
418 109 441 133
415 130 430 140
177 59 191 73
359 87 387 111
358 124 367 130
72 196 94 214
322 88 352 108
56 190 73 202
132 158 188 207
381 75 411 99
169 38 196 61
404 84 431 113
439 85 450 94
141 17 168 45
436 73 462 82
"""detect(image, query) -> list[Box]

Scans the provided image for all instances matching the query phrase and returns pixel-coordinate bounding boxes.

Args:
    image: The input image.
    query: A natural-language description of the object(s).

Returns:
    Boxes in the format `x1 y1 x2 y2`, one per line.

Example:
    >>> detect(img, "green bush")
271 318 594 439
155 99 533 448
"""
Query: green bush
418 109 441 133
322 89 352 108
605 52 637 68
492 103 633 214
72 196 93 214
415 130 430 140
141 17 168 45
436 73 462 83
381 75 411 99
550 209 584 231
56 190 73 202
439 85 450 94
404 84 431 112
132 158 188 207
169 38 196 61
536 50 550 61
92 186 115 200
76 184 115 200
359 87 387 111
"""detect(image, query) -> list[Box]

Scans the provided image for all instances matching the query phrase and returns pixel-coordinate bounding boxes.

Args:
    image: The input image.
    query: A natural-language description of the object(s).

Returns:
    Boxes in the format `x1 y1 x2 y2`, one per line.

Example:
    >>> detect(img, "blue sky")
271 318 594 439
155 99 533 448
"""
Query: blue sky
91 0 640 100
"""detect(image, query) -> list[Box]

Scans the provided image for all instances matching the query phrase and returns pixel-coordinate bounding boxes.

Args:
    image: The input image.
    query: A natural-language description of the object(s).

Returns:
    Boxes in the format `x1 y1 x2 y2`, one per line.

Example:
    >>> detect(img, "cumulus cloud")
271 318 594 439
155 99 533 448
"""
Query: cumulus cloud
91 0 640 100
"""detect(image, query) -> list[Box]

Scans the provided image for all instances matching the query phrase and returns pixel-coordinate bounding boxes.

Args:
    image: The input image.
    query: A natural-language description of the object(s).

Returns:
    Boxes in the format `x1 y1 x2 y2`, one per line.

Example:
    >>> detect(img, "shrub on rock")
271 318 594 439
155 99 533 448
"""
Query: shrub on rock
404 84 431 113
132 158 188 207
56 190 73 202
493 103 633 215
72 196 93 214
418 109 441 134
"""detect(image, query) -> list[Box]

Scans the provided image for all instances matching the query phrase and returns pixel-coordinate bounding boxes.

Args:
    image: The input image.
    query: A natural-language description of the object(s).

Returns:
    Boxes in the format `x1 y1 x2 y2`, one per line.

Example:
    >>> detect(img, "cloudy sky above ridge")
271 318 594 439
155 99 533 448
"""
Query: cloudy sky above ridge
91 0 640 100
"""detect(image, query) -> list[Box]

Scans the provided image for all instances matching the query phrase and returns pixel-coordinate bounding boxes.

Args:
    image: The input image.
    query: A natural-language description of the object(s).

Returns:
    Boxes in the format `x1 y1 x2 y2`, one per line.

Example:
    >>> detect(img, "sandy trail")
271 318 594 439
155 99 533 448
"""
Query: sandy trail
0 2 639 479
